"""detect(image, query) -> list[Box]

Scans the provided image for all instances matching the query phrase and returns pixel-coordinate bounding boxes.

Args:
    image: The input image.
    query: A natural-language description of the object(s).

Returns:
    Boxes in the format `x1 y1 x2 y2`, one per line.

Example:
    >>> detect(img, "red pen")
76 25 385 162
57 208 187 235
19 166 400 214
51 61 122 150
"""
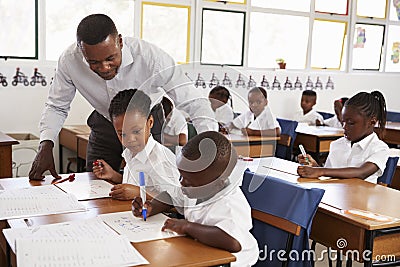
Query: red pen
52 174 75 185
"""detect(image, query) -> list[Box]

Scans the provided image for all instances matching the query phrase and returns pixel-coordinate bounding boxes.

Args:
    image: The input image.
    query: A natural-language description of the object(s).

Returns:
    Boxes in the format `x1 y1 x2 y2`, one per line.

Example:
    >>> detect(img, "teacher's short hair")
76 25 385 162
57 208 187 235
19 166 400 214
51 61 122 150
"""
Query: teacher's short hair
77 14 118 47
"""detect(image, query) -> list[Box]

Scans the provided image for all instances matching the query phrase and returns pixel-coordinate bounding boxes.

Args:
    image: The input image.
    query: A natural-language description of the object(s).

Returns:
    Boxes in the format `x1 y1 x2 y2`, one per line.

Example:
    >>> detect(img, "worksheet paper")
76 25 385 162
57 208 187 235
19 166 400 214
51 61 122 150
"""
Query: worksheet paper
0 185 86 220
3 218 118 253
16 235 149 267
55 180 113 200
99 211 182 242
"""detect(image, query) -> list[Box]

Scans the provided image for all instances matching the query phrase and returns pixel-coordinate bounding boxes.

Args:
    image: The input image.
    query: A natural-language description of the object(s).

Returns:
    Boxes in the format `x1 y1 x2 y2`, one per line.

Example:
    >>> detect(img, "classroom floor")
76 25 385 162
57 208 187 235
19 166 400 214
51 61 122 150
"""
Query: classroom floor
313 242 363 267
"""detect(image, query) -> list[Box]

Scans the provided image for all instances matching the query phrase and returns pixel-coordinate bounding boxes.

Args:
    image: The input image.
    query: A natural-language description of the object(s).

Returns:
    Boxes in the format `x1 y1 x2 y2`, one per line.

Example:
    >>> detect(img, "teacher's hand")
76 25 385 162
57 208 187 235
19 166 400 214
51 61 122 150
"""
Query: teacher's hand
29 140 61 180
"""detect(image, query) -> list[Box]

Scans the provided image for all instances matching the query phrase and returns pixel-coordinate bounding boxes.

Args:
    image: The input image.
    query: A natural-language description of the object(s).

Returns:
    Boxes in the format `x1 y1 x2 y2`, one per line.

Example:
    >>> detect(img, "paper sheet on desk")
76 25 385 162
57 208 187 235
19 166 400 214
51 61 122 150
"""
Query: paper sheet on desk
3 217 118 253
55 180 113 200
0 185 86 220
16 235 149 267
99 211 183 242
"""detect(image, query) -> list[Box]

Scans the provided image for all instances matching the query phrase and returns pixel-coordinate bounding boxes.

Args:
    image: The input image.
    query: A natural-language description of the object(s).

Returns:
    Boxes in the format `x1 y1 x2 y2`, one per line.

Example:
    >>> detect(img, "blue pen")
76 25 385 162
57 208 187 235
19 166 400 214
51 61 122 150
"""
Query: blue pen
139 172 147 221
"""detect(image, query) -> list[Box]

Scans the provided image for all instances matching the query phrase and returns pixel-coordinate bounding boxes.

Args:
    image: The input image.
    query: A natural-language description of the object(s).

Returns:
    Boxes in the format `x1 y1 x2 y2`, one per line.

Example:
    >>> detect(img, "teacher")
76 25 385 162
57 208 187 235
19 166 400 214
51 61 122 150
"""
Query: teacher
29 13 217 180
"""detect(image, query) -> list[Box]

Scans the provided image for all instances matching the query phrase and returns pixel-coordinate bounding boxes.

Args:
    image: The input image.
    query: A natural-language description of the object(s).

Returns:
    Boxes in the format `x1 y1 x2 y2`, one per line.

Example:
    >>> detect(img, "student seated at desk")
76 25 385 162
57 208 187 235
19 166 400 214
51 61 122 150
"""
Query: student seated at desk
294 90 323 125
132 131 259 267
228 86 280 137
161 96 188 147
317 97 348 128
208 85 234 133
93 89 181 201
297 91 389 184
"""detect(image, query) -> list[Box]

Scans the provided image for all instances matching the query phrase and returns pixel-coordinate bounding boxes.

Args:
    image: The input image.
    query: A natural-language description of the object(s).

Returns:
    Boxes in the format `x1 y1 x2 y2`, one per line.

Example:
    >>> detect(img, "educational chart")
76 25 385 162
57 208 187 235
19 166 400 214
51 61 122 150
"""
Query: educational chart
0 185 86 220
16 236 149 267
55 180 114 200
99 211 182 242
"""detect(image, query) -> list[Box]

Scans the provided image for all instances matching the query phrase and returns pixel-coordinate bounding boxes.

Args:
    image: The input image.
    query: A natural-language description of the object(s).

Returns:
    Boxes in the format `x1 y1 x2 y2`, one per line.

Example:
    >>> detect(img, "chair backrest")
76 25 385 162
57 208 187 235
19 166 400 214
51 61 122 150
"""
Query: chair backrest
377 156 399 186
276 118 298 161
241 169 325 267
317 111 334 120
187 122 197 140
386 111 400 122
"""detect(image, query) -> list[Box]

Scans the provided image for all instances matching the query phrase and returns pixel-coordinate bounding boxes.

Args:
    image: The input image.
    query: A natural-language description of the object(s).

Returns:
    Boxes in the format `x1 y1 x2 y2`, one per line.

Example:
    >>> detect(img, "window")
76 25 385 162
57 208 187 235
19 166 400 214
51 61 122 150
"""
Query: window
352 23 384 70
201 9 245 66
0 0 37 59
356 0 387 19
141 2 190 64
46 0 134 61
248 12 309 69
311 20 347 69
315 0 348 15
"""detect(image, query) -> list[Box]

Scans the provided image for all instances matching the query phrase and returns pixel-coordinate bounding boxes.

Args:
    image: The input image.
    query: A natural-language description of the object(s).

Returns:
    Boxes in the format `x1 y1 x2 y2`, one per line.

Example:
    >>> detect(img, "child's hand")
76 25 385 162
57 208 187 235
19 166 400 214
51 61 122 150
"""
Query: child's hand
109 184 138 200
298 154 318 167
92 159 113 180
297 165 323 178
316 119 323 126
132 196 153 218
162 218 189 235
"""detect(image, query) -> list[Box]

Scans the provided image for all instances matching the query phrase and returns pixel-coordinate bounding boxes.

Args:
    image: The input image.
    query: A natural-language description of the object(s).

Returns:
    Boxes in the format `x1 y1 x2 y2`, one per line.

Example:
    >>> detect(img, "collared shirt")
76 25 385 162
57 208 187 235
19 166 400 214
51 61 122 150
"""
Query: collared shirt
184 186 259 267
40 37 217 143
232 106 280 131
293 108 324 126
324 115 343 128
215 104 234 126
122 135 181 205
325 132 389 183
163 109 188 137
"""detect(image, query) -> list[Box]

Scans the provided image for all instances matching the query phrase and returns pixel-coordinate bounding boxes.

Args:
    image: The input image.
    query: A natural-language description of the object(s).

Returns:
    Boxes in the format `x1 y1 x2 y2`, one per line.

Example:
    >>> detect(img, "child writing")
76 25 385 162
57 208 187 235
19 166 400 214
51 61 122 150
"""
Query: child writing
229 86 280 136
161 96 188 147
297 91 389 183
294 90 324 125
92 89 181 202
208 86 234 131
317 97 349 127
132 131 259 267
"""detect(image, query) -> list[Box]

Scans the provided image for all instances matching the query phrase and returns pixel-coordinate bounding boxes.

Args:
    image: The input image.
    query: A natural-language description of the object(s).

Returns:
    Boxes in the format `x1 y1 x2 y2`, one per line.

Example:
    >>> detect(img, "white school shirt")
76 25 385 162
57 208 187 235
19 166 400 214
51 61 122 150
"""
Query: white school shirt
40 37 216 143
293 109 324 126
122 135 181 206
184 186 259 267
215 104 234 126
232 106 280 131
323 115 343 128
163 109 188 137
324 132 389 183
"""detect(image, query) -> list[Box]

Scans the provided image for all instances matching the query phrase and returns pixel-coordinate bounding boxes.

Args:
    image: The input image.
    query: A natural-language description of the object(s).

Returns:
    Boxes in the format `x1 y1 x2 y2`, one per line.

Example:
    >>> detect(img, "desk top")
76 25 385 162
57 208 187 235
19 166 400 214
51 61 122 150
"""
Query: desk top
384 121 400 130
295 125 344 137
0 173 235 267
224 133 279 142
61 125 91 135
0 132 19 146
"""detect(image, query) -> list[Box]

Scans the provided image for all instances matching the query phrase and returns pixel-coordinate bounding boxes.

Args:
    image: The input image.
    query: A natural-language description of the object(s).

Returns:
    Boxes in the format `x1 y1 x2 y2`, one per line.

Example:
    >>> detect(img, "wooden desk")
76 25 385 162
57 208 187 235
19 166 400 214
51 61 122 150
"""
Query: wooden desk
0 173 235 267
225 134 278 158
0 132 19 178
303 179 400 266
58 125 90 173
380 121 400 146
294 125 343 164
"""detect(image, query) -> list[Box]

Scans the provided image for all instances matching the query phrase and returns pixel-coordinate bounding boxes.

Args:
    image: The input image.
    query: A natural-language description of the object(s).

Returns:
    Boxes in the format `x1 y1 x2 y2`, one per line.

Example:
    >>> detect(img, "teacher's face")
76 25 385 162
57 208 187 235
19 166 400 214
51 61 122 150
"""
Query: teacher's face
80 34 123 80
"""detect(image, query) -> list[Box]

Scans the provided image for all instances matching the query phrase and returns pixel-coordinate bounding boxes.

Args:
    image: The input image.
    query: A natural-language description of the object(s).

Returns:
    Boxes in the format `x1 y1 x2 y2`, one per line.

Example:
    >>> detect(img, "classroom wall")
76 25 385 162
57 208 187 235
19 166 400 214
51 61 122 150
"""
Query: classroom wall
1 61 400 171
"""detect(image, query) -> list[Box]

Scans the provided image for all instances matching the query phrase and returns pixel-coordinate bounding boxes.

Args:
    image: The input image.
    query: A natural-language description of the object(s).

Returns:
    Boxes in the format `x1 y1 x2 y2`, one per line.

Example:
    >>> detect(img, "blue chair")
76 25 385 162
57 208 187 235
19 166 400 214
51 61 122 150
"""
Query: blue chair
276 118 298 161
241 169 325 267
386 111 400 122
317 111 334 120
377 156 399 186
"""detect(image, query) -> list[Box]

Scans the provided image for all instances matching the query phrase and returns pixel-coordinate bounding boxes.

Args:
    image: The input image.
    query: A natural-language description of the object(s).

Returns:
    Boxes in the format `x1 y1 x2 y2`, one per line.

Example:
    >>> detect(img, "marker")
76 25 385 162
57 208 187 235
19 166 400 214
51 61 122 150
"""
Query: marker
139 172 147 221
52 173 75 185
299 144 310 165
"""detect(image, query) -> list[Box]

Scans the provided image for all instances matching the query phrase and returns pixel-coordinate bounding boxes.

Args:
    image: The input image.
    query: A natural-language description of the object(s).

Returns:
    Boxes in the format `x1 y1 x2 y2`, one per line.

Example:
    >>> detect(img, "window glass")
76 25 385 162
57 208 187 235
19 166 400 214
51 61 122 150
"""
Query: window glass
352 23 384 70
385 25 400 72
251 0 310 12
356 0 386 18
142 3 190 64
201 9 245 65
315 0 348 15
248 12 309 69
0 0 37 59
46 0 134 61
311 20 346 69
